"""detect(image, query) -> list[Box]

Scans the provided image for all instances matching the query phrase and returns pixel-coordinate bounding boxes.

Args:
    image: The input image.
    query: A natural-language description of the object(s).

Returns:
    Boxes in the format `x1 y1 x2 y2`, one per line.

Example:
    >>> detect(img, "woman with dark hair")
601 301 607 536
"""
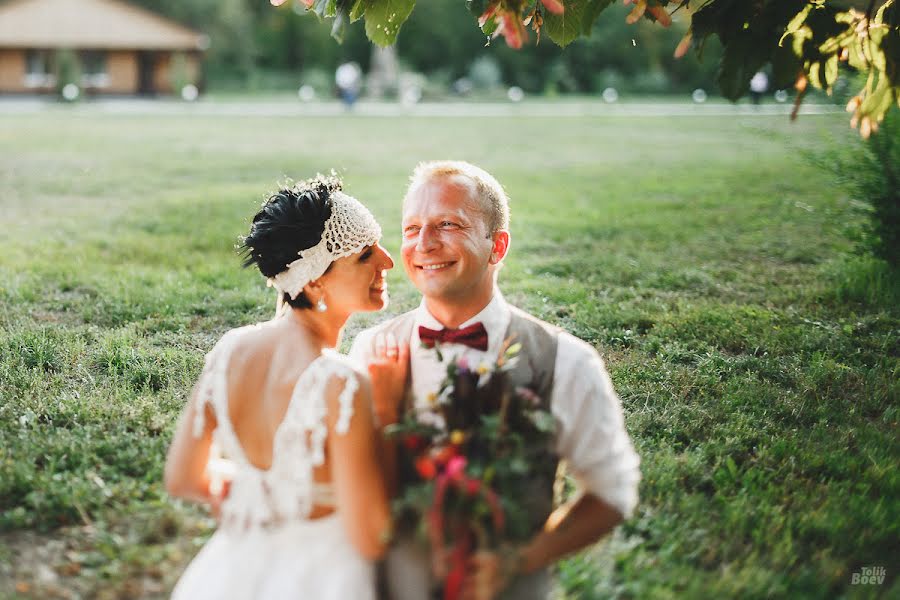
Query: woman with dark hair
164 175 407 599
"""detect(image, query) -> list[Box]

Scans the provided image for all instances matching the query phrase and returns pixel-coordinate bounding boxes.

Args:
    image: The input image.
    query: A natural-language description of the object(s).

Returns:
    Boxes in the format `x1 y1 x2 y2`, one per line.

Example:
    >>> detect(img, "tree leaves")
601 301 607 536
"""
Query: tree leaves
780 0 900 137
276 0 900 137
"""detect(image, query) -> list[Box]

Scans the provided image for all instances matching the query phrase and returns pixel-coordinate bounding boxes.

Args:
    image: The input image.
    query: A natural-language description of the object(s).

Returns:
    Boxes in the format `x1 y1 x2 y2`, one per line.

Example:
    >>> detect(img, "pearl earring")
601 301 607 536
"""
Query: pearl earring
316 297 327 312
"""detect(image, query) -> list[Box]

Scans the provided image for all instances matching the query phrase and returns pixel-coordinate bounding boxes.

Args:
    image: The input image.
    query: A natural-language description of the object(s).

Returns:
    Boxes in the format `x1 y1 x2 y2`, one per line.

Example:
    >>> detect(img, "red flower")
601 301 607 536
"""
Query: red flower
446 456 467 480
416 456 438 480
403 434 425 452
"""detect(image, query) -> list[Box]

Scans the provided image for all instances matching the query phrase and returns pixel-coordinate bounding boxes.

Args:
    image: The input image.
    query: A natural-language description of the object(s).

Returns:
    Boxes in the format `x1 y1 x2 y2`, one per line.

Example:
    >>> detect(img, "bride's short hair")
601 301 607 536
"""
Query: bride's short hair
240 175 341 309
406 160 510 234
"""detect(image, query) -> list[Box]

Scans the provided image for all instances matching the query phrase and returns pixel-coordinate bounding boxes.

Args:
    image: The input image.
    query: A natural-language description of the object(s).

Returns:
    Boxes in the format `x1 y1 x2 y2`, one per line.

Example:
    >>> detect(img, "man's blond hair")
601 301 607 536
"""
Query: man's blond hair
405 160 510 234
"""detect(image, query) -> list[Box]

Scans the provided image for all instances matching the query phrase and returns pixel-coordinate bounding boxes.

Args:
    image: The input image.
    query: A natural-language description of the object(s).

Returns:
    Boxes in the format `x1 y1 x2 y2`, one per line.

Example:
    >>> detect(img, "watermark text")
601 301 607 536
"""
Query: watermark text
851 566 886 585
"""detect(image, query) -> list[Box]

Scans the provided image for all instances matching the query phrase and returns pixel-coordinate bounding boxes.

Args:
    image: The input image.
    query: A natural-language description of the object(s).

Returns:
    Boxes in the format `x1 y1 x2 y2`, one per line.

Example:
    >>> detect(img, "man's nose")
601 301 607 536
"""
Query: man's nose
416 225 440 252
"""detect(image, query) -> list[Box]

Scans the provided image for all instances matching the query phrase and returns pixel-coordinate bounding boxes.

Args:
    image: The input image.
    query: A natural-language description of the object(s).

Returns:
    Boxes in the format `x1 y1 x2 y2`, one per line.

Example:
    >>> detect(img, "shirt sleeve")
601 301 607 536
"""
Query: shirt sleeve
551 332 641 519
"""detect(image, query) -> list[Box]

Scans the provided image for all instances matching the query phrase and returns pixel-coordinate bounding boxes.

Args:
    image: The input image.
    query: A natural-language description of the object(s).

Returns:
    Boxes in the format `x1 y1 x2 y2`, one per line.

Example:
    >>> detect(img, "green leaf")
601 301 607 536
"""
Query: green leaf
717 32 764 100
505 342 522 357
349 0 370 21
784 3 813 38
824 53 838 87
847 40 868 71
771 43 802 89
363 0 416 46
544 0 589 48
509 457 529 474
861 74 895 121
528 410 556 433
310 0 330 20
808 61 823 90
791 25 812 56
331 8 348 42
315 0 338 18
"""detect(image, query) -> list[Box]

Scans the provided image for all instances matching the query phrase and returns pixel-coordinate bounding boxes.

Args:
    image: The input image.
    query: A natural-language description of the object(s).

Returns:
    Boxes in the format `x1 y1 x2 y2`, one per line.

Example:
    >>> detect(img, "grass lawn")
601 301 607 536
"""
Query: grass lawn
0 106 896 599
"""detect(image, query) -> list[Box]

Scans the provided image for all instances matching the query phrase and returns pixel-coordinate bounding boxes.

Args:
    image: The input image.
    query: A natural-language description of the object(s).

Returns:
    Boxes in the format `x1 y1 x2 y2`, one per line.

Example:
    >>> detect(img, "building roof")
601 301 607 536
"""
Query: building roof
0 0 208 50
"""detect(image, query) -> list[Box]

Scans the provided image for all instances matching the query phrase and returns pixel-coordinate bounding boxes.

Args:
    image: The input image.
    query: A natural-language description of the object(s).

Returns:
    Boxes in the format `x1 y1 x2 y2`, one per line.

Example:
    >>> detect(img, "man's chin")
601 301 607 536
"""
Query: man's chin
411 279 453 299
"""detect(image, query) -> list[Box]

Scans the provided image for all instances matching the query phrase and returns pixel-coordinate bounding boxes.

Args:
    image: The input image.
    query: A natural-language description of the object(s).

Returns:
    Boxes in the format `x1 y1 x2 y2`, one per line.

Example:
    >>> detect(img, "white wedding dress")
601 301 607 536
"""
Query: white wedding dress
171 328 376 600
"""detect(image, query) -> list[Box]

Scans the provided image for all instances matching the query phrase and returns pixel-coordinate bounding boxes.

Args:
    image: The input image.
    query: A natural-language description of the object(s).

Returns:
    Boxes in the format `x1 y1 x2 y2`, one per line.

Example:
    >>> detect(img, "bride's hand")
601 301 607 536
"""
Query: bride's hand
368 332 409 426
208 479 231 521
206 458 235 521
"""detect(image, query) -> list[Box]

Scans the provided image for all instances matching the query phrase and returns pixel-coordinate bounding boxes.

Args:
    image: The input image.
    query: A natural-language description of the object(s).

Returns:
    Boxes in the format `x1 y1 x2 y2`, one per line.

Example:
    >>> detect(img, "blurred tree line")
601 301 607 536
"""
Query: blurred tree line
135 0 722 94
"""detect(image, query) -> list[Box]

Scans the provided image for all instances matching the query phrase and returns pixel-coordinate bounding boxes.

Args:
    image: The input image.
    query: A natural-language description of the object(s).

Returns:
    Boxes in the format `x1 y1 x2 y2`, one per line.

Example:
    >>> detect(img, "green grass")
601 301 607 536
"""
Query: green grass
0 106 897 598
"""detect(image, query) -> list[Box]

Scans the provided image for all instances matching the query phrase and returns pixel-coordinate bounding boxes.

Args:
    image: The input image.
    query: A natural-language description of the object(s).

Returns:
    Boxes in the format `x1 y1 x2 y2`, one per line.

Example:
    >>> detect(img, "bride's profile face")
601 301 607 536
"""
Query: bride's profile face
318 242 394 313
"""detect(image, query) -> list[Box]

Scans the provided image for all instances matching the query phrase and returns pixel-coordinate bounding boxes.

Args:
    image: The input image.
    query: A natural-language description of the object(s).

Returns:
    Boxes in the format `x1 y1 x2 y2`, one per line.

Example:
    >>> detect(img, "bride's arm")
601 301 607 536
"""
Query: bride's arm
326 373 393 561
164 386 219 506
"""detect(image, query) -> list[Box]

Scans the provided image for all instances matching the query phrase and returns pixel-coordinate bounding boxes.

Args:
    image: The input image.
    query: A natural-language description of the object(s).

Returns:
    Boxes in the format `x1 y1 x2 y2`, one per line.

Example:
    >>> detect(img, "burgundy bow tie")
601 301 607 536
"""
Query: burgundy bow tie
418 322 489 351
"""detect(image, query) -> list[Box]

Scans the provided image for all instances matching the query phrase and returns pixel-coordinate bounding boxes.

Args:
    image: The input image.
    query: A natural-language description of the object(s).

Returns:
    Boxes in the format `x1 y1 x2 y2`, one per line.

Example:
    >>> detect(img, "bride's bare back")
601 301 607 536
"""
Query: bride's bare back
225 322 339 517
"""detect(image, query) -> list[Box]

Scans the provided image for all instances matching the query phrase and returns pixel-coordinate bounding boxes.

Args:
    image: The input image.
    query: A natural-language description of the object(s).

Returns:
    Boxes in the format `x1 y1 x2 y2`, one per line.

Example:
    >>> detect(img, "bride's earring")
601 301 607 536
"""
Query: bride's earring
315 297 327 312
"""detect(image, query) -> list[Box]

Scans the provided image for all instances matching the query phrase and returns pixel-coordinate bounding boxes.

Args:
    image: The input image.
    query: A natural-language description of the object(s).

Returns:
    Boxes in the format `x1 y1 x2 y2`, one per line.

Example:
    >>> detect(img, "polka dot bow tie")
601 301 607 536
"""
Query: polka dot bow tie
418 322 489 351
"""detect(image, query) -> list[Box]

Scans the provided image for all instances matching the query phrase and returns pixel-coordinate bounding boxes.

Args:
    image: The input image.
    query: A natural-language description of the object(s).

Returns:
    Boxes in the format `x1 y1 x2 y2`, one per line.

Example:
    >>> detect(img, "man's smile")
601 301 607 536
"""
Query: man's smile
417 262 455 271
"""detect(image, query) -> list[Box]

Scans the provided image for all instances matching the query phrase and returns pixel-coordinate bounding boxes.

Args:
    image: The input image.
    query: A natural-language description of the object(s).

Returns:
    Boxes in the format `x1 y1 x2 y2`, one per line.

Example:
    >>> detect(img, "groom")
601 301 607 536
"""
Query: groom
351 161 640 600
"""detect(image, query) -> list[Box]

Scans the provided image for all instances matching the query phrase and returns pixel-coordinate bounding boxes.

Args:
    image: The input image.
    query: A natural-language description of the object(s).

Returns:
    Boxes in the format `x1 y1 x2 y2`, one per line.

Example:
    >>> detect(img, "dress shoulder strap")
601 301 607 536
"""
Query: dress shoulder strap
190 329 242 438
281 351 362 467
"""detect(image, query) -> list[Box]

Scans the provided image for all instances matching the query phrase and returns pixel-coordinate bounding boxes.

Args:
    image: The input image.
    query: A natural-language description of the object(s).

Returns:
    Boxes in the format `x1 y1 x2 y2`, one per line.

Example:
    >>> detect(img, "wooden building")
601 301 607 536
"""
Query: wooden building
0 0 207 96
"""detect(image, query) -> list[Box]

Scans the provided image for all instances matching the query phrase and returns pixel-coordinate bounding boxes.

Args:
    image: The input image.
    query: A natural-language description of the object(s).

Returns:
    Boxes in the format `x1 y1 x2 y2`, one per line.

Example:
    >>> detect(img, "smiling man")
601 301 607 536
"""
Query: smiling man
351 161 640 600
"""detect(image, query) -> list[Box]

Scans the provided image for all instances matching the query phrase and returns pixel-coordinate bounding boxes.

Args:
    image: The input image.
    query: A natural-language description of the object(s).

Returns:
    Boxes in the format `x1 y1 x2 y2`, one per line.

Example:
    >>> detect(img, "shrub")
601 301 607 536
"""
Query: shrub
812 106 899 274
861 108 900 266
834 107 900 267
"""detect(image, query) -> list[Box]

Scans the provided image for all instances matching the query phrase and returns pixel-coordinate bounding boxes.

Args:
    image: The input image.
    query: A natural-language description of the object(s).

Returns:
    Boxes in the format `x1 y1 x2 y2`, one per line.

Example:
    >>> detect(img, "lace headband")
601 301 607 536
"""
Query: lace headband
267 191 382 299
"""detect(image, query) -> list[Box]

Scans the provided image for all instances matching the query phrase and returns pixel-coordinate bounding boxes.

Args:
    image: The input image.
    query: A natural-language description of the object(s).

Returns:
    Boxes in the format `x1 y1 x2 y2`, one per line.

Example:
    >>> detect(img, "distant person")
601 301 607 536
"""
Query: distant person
750 71 769 105
351 161 641 600
165 175 407 599
336 62 363 109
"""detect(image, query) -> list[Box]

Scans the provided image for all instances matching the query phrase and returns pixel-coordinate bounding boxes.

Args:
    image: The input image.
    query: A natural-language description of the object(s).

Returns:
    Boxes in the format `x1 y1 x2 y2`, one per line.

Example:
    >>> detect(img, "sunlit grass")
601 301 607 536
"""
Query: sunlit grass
0 109 896 598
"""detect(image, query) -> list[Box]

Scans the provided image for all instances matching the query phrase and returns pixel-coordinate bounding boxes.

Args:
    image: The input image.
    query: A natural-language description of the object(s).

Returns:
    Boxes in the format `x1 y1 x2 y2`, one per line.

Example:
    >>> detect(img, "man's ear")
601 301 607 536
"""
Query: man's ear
489 230 510 265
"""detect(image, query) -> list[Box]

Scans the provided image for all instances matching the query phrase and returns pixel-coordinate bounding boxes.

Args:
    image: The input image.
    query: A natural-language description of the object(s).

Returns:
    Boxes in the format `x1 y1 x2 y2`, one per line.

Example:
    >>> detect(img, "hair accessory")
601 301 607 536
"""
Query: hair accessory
267 191 381 299
315 297 327 312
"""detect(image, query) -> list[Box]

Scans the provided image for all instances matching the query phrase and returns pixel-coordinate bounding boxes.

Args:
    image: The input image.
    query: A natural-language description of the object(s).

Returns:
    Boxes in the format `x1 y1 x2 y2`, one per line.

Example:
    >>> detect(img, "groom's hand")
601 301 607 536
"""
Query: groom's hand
461 548 519 600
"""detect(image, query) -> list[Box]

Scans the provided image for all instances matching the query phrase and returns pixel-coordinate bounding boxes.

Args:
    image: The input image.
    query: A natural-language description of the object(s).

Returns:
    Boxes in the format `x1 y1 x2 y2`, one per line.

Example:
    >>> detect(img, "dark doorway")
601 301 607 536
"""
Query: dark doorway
137 51 157 95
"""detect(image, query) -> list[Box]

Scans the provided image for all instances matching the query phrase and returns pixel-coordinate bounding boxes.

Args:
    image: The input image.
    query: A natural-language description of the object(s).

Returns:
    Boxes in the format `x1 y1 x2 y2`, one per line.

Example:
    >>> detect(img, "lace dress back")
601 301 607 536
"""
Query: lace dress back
171 326 376 600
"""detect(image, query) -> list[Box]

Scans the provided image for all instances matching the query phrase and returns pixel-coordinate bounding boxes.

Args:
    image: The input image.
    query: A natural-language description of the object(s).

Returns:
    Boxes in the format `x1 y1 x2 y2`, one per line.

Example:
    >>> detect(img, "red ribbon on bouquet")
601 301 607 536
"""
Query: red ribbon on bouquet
427 456 505 600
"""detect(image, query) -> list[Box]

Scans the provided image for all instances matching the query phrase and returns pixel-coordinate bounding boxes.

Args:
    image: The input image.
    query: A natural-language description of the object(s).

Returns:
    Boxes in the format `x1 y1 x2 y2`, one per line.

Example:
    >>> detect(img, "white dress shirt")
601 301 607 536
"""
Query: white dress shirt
351 292 640 519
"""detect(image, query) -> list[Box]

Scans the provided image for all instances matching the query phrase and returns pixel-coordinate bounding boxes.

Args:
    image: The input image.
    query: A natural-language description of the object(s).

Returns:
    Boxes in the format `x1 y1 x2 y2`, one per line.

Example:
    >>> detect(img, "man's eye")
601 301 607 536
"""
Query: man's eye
440 221 459 229
404 226 420 237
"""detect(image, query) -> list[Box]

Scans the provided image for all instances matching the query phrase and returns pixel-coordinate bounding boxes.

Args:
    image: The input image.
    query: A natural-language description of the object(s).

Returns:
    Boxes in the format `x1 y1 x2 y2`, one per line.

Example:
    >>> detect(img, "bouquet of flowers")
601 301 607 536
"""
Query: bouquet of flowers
386 341 557 600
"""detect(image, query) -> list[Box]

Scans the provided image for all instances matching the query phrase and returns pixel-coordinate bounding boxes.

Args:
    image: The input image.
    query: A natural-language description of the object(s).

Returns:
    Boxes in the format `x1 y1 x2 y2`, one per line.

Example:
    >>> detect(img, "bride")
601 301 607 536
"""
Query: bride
164 175 407 599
